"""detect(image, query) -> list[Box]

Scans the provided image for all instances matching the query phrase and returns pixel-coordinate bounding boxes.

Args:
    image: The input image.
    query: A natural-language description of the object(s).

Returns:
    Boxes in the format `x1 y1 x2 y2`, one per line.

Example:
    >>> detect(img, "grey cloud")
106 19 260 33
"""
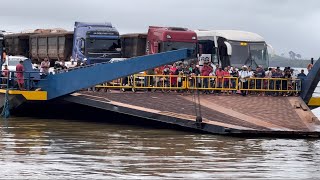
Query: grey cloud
0 0 319 58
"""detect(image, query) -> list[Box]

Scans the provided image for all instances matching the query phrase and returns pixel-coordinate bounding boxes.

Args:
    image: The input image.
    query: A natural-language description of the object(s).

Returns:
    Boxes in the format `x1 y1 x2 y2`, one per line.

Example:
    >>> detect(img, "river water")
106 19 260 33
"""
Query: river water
2 68 320 179
1 117 320 179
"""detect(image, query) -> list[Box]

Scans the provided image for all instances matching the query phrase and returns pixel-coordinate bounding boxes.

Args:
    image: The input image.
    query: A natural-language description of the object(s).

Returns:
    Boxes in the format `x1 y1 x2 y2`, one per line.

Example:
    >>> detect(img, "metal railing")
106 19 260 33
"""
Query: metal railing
188 76 238 91
95 76 133 90
133 74 187 90
239 78 301 93
94 74 302 94
0 70 47 91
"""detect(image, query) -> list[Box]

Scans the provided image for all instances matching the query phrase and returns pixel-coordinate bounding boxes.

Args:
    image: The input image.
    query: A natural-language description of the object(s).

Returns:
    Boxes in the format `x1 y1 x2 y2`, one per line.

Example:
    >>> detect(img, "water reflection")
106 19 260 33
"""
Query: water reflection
1 118 320 179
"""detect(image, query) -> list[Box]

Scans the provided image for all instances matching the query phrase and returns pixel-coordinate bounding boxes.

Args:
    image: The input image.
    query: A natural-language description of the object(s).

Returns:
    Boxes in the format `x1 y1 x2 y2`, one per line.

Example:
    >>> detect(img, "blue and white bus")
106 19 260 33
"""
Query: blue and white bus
195 30 272 69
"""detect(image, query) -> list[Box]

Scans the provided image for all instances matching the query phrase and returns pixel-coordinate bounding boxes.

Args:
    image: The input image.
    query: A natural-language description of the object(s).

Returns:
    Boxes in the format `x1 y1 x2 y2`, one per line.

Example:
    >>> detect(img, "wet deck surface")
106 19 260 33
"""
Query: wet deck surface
66 91 320 136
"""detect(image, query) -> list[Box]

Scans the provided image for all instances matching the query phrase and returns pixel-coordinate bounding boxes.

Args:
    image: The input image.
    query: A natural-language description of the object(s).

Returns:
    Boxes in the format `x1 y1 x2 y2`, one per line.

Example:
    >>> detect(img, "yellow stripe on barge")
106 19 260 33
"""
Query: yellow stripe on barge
0 89 47 100
308 97 320 106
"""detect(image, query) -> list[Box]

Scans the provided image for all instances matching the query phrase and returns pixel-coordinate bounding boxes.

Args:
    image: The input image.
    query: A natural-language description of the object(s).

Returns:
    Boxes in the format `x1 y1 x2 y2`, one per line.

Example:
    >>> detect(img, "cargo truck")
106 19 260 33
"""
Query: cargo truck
72 22 121 64
121 26 197 58
4 22 121 65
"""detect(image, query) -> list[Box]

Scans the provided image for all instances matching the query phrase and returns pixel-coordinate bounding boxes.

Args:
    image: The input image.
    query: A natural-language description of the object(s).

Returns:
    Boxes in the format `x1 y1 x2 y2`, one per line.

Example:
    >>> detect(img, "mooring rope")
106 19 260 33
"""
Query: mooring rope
1 74 10 119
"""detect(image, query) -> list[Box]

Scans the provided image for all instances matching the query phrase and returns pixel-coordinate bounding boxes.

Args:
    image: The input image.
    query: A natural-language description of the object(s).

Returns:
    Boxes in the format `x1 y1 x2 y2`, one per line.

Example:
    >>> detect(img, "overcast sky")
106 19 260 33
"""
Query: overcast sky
0 0 319 58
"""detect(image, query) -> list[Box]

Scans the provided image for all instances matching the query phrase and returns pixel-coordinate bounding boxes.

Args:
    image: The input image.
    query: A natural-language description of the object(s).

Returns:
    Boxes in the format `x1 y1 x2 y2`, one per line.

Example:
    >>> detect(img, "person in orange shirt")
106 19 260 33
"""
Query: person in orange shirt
215 66 224 88
307 63 313 72
154 66 163 88
154 66 163 75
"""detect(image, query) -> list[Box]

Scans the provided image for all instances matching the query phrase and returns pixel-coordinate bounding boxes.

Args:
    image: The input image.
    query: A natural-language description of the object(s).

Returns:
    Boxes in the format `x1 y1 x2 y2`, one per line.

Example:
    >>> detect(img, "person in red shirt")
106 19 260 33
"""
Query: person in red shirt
201 62 213 94
201 62 212 76
170 63 178 87
223 67 231 88
16 60 25 90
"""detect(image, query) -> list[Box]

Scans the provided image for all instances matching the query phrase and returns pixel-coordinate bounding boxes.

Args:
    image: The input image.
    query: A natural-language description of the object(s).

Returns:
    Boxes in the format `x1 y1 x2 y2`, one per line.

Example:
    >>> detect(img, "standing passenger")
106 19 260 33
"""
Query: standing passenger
16 60 25 90
170 63 178 87
239 65 250 96
215 66 224 88
201 62 213 94
307 63 313 72
223 67 230 88
254 65 265 93
190 63 200 88
40 58 50 77
1 64 9 88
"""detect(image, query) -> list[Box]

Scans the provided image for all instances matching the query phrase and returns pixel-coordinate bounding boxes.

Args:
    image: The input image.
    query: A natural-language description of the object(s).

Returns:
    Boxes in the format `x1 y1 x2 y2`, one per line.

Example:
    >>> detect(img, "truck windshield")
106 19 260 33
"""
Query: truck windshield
86 39 120 52
162 42 196 52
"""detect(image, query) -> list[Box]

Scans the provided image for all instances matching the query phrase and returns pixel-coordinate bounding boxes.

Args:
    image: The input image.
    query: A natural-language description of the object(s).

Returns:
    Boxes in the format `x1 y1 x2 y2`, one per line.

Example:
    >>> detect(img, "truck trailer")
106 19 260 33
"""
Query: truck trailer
30 31 73 63
4 22 121 65
4 32 35 58
120 33 147 58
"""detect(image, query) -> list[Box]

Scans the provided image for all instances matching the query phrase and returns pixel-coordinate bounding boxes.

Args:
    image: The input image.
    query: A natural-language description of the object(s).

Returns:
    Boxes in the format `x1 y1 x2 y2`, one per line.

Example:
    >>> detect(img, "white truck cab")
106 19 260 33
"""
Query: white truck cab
2 55 28 71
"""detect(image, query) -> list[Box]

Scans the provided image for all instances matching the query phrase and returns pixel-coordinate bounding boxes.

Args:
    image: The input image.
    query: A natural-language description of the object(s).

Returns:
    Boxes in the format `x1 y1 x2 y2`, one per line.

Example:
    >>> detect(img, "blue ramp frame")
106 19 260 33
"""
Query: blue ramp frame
301 60 320 103
38 49 191 100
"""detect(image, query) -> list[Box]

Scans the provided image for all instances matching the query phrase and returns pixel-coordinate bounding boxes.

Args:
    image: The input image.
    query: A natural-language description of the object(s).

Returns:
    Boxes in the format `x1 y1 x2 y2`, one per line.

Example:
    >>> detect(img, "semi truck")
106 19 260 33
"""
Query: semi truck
121 26 197 58
4 22 121 65
72 22 121 64
195 30 270 69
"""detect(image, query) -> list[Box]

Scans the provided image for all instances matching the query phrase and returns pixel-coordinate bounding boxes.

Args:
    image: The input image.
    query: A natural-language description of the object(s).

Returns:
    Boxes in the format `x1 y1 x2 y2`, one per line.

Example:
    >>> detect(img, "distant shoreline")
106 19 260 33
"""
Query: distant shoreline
270 57 315 68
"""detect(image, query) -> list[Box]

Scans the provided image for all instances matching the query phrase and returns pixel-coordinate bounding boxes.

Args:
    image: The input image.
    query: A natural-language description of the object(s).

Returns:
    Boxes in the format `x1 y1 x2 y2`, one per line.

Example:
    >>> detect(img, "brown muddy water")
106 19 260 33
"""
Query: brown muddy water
0 103 320 179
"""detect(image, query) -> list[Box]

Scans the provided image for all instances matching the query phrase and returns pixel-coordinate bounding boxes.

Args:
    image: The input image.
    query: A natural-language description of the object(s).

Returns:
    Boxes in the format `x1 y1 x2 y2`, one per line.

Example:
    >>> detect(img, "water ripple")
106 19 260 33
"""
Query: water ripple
1 118 320 179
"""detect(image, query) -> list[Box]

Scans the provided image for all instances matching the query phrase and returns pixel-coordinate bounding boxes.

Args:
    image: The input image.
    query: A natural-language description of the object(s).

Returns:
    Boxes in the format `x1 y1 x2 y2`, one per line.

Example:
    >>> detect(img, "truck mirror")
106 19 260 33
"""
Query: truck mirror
224 41 232 56
80 39 85 54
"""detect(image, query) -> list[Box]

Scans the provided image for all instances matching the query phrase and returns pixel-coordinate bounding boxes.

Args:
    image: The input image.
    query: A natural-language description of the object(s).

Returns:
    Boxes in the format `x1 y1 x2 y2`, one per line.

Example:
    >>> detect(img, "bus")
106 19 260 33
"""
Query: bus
195 30 270 69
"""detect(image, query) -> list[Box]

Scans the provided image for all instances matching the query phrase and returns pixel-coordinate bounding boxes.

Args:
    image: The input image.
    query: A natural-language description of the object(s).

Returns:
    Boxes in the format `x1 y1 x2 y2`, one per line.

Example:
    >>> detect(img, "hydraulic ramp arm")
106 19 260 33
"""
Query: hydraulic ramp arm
301 59 320 105
38 49 193 100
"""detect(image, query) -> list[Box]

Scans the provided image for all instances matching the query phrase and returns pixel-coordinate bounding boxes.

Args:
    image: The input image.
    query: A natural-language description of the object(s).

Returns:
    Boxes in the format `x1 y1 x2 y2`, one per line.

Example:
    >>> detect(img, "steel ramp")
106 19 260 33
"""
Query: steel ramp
301 59 320 104
38 49 192 100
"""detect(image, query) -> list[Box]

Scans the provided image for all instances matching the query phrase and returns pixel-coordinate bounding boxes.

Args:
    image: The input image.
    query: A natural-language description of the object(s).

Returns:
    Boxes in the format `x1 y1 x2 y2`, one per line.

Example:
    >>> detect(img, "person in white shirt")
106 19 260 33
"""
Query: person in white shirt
265 68 272 78
210 62 216 74
40 58 50 76
239 65 250 96
247 66 254 77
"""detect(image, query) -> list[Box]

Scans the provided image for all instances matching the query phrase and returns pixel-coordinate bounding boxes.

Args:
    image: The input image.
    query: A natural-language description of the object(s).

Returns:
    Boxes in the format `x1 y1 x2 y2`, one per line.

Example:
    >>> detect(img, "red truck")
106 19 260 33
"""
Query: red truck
120 26 197 91
121 26 197 58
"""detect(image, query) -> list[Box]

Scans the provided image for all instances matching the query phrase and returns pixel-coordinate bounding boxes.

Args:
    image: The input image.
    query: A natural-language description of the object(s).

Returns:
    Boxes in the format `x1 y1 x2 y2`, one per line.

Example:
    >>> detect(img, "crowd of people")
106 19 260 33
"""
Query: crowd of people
142 61 307 96
0 56 310 94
